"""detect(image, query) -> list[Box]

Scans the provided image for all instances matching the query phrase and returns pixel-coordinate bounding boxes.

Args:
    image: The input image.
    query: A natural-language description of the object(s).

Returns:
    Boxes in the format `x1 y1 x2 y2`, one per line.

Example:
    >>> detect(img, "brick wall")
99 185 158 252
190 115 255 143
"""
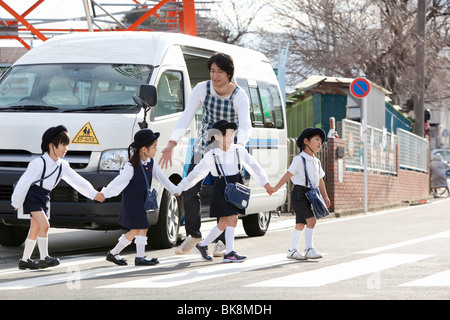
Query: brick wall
326 138 429 214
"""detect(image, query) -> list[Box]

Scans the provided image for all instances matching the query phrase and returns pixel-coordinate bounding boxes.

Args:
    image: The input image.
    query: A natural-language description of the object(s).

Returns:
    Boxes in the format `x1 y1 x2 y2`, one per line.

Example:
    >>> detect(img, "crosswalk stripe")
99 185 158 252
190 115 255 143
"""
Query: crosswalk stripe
246 254 432 287
98 254 294 289
0 255 197 290
399 269 450 287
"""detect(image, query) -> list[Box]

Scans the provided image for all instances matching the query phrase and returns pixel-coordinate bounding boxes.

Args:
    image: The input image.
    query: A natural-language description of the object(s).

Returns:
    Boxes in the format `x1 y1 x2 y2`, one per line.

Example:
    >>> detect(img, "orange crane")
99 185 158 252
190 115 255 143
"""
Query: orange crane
0 0 197 50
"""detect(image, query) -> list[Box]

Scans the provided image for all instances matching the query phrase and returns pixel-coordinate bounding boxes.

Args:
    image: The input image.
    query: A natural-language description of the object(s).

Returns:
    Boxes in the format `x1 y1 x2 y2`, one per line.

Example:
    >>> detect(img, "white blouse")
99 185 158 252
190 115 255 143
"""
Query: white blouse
288 151 325 189
178 144 269 191
11 152 98 209
169 81 252 146
101 159 181 199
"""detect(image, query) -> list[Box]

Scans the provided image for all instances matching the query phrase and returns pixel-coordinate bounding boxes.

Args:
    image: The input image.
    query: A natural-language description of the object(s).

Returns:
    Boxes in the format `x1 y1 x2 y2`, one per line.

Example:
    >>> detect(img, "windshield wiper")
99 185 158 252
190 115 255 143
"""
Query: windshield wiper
63 104 137 112
0 105 59 111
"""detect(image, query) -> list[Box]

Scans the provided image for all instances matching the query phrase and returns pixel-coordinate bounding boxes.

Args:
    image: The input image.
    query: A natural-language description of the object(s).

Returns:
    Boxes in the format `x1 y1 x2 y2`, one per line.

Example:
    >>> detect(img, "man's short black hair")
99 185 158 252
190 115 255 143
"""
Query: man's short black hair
207 52 234 82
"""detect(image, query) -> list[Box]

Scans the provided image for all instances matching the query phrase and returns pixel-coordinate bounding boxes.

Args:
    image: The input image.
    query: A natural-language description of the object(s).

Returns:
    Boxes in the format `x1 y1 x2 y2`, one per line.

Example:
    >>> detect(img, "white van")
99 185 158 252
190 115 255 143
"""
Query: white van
0 32 287 248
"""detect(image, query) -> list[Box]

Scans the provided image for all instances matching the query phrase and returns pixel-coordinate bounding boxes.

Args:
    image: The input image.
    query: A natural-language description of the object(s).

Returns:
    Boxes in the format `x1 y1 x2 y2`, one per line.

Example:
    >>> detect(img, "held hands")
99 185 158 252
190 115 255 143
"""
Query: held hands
94 192 105 203
264 183 275 196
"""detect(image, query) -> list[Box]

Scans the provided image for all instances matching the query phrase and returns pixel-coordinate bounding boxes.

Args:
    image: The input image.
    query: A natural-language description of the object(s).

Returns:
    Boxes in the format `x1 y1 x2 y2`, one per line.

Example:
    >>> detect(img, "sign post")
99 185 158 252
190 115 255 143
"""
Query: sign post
350 78 371 213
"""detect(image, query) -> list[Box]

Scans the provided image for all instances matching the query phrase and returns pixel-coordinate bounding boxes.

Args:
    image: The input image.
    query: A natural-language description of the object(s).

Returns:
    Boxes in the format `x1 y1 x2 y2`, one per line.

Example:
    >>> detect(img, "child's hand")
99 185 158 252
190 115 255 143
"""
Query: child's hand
264 183 274 195
94 192 105 203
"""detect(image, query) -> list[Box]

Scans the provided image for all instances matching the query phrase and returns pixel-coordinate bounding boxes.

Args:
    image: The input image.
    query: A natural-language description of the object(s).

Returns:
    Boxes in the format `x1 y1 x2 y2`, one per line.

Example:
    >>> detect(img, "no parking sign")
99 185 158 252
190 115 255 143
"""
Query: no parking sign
350 78 370 98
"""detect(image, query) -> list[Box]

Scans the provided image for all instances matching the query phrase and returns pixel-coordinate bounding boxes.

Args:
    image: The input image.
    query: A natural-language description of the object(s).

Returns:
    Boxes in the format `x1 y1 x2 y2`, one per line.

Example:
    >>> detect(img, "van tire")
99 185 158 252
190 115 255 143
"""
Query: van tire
0 223 28 247
242 211 271 237
148 189 181 249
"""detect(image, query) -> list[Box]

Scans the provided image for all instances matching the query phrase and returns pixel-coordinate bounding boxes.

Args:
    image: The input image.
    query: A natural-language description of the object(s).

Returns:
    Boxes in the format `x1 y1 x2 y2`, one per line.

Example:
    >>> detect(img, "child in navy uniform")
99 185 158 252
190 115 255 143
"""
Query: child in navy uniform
101 129 181 266
272 127 330 260
11 125 104 270
178 120 272 262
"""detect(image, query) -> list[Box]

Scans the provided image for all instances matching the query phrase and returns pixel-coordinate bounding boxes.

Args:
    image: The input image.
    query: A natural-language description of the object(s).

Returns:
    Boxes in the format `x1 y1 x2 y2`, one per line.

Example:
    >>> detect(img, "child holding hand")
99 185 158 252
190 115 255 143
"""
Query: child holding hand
11 125 104 270
178 120 272 263
101 129 181 266
272 128 330 260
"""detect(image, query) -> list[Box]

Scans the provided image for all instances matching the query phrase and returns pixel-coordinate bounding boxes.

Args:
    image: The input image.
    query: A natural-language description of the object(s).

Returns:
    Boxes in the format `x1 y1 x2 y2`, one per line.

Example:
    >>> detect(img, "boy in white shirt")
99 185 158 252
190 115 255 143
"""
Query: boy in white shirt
12 125 104 270
272 128 330 260
178 120 271 262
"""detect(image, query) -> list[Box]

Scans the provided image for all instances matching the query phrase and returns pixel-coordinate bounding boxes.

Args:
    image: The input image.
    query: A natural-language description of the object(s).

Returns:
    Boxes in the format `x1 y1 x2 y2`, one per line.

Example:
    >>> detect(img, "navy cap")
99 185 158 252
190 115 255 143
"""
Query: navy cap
41 125 68 152
297 127 326 150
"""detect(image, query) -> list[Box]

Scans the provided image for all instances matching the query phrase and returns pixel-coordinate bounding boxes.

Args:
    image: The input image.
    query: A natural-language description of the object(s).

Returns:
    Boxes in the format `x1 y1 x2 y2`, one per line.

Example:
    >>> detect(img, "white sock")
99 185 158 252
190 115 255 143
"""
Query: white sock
225 226 235 254
199 225 223 247
135 235 147 258
289 229 302 252
110 234 131 258
22 238 36 260
304 227 314 249
37 237 49 260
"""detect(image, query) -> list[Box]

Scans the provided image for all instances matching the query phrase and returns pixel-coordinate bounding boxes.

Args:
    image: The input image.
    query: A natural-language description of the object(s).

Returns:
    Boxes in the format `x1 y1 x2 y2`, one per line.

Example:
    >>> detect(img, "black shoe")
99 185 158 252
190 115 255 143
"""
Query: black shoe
38 256 60 269
135 256 159 266
194 243 213 261
106 252 127 266
18 259 39 270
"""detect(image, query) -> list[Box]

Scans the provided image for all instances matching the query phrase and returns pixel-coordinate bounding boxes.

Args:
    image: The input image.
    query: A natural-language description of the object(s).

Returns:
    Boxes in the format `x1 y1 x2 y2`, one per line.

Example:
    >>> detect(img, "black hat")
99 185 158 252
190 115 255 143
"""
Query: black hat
212 119 237 131
130 129 160 149
41 125 68 153
297 127 326 150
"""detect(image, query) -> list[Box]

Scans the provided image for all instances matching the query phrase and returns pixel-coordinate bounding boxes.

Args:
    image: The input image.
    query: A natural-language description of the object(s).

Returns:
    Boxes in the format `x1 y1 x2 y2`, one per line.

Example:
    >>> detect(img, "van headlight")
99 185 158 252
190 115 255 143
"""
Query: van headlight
99 149 128 171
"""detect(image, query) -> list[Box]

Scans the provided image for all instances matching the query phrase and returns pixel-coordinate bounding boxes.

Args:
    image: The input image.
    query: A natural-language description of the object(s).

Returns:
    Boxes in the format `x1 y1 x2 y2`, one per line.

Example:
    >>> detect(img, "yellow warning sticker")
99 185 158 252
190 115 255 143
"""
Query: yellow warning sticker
71 122 100 145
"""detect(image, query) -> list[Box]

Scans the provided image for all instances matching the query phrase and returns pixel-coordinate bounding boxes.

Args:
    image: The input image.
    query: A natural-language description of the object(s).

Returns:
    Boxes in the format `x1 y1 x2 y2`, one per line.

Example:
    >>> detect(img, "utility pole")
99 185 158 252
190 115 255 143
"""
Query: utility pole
414 0 426 137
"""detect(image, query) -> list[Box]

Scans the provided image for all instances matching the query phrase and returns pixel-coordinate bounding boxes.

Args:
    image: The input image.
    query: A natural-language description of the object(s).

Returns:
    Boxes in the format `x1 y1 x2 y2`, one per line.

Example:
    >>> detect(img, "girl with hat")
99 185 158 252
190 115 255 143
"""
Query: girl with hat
100 129 181 266
178 120 272 262
11 125 105 270
272 127 330 260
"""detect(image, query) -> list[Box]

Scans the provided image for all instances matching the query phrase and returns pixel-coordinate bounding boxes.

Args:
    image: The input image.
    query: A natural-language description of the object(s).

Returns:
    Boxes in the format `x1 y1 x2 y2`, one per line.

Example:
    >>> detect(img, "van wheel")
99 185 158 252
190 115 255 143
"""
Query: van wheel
242 211 271 237
148 189 180 249
0 223 28 247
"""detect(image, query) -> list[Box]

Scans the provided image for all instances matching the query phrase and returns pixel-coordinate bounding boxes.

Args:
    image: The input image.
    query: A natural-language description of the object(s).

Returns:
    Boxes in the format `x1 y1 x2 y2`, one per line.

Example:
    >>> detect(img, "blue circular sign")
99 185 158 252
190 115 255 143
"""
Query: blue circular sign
350 78 371 98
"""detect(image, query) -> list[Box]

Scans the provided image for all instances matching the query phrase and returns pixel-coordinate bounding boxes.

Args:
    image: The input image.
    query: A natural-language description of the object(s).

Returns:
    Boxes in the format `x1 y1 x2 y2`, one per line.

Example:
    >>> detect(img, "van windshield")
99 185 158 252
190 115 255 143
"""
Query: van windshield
0 63 153 113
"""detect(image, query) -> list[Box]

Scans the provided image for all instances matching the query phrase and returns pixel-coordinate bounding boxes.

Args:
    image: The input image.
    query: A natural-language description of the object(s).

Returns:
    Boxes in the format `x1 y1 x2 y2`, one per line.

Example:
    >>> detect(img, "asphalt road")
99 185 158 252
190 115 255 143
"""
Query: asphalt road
1 197 449 305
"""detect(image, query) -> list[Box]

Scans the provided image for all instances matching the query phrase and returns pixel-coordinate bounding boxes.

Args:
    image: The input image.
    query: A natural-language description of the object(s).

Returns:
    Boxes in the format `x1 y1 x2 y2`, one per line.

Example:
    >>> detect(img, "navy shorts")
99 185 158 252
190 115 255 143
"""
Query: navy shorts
291 185 314 224
23 185 51 216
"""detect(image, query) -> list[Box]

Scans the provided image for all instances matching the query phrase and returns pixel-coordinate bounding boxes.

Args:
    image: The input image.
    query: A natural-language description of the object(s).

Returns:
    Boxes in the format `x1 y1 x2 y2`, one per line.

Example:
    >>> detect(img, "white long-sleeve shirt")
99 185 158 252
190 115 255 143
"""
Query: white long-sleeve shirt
178 144 269 191
169 81 252 146
11 152 98 209
288 152 325 189
101 159 181 198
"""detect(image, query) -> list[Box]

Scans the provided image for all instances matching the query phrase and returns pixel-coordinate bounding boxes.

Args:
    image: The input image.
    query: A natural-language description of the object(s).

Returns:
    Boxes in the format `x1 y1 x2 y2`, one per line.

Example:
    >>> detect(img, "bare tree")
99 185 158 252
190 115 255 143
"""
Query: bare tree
258 0 449 111
199 0 268 46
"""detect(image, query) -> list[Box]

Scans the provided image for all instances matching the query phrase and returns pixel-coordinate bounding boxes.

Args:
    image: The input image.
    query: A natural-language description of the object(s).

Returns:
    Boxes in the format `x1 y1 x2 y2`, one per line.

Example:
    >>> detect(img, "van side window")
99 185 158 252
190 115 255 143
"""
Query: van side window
236 78 284 129
155 70 184 117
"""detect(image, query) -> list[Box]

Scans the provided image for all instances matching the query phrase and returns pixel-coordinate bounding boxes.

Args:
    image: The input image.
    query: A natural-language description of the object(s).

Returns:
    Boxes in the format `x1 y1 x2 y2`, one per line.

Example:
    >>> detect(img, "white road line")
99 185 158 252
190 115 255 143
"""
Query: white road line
355 231 450 254
247 254 431 287
98 254 294 289
400 269 450 287
0 255 198 290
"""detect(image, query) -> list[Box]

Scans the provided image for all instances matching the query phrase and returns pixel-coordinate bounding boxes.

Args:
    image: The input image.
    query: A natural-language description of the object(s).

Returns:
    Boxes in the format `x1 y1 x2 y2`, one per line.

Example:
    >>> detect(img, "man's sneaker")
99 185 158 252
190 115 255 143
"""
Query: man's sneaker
213 240 226 257
38 256 60 269
18 259 39 270
194 243 213 261
287 249 307 260
305 247 322 259
175 235 202 255
223 251 247 263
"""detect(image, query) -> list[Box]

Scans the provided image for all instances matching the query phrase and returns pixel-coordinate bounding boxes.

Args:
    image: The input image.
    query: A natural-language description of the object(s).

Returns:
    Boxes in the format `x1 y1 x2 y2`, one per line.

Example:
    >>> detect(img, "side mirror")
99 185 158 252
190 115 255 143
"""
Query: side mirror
133 84 157 109
134 84 157 129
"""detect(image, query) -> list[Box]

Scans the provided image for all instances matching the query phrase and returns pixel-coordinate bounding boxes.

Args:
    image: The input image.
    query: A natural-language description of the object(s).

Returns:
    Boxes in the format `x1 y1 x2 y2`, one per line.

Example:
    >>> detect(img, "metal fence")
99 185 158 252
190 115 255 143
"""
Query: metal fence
340 119 428 173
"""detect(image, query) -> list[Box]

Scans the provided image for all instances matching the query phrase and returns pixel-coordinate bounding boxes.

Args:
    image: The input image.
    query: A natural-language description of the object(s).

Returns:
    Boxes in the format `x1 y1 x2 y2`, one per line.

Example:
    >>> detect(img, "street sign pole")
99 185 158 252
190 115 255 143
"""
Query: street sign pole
362 97 368 213
350 78 371 213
